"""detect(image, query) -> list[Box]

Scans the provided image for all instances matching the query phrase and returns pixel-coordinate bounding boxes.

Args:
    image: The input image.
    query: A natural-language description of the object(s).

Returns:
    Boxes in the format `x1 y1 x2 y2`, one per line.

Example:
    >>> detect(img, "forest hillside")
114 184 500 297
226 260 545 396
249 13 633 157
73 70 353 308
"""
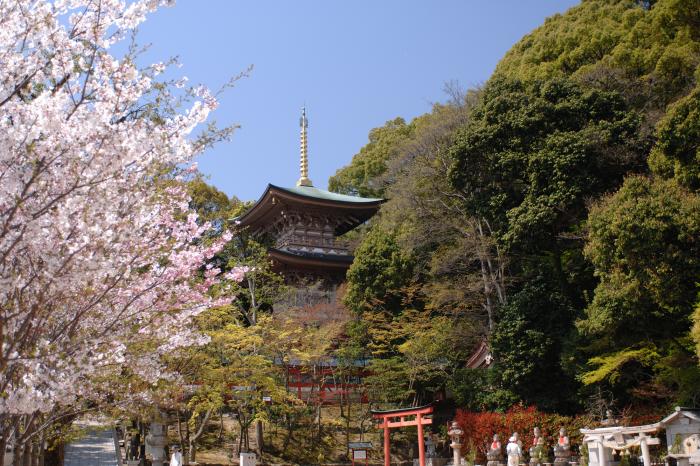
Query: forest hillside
330 0 700 414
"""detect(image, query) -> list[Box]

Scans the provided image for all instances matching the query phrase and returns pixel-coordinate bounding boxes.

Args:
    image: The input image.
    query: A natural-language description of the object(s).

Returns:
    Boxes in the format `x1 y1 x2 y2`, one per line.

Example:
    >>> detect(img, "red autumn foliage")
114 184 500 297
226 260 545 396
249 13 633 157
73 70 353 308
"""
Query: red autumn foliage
619 404 668 428
455 405 595 463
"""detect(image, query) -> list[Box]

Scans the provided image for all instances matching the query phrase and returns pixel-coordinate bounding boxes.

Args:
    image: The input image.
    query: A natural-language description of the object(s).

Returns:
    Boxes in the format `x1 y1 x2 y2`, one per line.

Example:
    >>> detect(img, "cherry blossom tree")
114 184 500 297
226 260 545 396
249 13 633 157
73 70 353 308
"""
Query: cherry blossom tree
0 0 239 461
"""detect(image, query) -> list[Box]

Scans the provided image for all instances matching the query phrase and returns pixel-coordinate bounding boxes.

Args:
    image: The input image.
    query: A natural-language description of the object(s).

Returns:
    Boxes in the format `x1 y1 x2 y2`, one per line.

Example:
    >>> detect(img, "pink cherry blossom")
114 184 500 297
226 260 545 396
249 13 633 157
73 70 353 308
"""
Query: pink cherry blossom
0 0 234 455
226 266 254 282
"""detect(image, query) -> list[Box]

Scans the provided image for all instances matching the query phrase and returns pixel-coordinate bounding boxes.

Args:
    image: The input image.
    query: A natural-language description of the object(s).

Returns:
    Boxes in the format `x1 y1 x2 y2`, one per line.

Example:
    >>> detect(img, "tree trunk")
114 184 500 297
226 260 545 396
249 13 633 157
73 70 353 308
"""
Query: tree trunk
179 412 191 465
242 422 249 453
30 440 39 466
254 421 263 456
315 402 322 441
23 441 32 466
12 443 21 466
474 218 507 331
176 409 187 455
187 409 212 465
187 442 196 464
282 415 294 451
0 436 6 466
550 246 566 293
235 410 252 454
344 381 352 458
247 277 257 326
237 423 243 454
43 441 60 466
217 415 224 442
33 434 43 466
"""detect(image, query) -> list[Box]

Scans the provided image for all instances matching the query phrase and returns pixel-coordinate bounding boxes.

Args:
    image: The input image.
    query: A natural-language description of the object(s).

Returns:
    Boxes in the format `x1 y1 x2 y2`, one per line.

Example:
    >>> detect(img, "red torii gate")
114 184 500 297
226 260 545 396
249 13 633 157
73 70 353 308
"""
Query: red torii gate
372 404 434 466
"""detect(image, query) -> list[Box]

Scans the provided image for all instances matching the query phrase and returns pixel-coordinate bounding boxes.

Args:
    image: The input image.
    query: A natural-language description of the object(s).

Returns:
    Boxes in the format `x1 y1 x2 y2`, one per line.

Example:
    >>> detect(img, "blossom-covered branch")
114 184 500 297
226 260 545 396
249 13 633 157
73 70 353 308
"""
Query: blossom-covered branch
0 0 236 456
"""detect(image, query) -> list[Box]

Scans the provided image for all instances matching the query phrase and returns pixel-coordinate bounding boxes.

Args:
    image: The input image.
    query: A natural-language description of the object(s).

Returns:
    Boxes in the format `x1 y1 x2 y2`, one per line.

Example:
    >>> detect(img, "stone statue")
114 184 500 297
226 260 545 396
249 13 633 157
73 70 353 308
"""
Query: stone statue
491 434 502 452
169 445 183 466
532 428 541 447
529 427 542 464
425 436 437 458
507 434 523 466
531 437 546 466
529 428 544 464
601 409 617 427
553 427 571 465
557 428 570 449
487 434 503 466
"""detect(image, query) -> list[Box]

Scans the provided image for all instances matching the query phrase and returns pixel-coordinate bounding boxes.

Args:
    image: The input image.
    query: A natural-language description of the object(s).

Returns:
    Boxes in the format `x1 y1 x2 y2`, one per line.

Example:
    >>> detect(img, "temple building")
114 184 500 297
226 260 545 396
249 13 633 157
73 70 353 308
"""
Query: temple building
236 108 383 319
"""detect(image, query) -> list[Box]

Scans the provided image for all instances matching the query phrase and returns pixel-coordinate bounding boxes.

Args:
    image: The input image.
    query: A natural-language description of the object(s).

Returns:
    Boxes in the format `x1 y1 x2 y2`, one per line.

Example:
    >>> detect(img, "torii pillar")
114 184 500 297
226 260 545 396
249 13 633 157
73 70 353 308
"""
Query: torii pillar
372 405 434 466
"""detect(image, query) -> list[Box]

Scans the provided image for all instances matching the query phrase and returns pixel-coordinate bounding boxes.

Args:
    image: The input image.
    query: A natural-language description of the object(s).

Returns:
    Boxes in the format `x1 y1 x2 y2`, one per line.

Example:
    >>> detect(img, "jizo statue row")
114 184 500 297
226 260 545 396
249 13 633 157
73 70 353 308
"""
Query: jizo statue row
486 428 572 466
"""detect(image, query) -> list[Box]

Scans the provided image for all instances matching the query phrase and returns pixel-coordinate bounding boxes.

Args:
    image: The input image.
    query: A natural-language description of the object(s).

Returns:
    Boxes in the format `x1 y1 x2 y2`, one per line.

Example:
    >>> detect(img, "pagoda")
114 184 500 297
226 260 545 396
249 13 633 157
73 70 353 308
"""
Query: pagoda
237 108 383 287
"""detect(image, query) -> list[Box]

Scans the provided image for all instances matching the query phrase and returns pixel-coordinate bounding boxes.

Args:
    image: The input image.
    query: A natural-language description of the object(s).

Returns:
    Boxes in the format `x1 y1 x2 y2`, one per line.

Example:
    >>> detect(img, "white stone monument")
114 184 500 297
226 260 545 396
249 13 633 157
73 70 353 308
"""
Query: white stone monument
581 425 659 466
241 451 257 466
581 407 700 466
663 408 700 466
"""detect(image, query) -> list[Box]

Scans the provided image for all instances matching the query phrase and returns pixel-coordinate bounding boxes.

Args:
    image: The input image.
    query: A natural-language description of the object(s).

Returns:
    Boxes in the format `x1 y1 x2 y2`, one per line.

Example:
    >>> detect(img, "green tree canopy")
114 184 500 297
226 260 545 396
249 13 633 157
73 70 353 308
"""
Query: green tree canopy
328 117 414 197
649 86 700 189
580 176 700 346
449 76 645 252
343 227 414 315
494 0 700 106
490 277 577 412
187 175 242 233
578 176 700 405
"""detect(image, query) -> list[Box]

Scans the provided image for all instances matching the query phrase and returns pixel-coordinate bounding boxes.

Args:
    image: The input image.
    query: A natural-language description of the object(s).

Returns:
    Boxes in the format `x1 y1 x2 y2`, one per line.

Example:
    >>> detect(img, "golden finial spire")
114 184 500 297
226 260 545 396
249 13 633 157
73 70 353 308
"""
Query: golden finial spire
297 106 313 187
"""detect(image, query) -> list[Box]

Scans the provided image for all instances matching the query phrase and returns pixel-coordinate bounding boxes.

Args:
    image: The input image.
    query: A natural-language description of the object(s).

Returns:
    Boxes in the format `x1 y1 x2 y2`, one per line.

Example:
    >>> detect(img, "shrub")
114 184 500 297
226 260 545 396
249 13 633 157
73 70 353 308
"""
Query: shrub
455 405 595 462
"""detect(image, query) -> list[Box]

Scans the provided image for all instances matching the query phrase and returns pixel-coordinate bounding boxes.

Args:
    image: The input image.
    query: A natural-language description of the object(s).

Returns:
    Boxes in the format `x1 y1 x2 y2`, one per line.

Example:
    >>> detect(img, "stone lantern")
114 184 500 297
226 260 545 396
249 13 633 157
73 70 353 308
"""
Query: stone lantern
145 422 167 466
448 421 464 466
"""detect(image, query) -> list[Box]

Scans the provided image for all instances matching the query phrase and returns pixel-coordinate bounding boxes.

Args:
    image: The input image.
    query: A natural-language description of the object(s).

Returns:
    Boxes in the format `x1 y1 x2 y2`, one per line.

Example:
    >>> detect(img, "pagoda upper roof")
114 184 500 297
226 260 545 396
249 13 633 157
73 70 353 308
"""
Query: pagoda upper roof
236 184 384 235
277 184 383 204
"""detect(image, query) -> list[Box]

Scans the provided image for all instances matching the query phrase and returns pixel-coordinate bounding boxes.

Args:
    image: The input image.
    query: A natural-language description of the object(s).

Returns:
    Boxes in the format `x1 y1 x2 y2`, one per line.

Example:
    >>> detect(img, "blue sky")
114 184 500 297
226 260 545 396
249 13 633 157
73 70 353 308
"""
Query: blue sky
135 1 579 201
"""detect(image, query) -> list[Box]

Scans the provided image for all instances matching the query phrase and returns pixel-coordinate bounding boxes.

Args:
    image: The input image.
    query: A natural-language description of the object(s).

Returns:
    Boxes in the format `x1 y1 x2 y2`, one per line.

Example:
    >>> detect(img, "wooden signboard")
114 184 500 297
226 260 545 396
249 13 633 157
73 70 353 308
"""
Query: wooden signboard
349 442 372 466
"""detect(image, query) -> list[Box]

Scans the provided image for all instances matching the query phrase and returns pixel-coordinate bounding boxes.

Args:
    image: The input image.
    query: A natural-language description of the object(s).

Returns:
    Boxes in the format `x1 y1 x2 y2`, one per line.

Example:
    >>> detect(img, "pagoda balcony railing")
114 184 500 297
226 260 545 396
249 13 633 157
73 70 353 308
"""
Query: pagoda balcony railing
278 287 335 307
276 240 350 255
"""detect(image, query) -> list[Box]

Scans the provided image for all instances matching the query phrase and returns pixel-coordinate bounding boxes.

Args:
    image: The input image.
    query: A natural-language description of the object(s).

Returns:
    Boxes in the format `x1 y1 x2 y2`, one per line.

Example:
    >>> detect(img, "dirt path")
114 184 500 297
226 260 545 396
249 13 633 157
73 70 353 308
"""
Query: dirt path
64 426 118 466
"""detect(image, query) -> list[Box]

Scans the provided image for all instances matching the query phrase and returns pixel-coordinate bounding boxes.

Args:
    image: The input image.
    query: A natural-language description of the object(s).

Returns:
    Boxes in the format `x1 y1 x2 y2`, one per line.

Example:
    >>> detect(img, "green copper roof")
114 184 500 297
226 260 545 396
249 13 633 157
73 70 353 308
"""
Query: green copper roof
271 184 383 203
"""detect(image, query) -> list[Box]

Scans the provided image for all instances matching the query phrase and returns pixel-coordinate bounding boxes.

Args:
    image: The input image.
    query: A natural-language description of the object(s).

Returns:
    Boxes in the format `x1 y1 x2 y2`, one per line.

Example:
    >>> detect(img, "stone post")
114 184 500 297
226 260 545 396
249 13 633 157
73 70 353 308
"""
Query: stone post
639 435 651 466
597 438 607 466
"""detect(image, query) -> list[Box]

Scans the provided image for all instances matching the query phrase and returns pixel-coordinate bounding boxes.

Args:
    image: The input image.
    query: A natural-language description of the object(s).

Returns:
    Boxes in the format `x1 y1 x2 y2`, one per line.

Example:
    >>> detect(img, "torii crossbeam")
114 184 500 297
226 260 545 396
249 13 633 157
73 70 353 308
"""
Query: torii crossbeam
372 404 434 466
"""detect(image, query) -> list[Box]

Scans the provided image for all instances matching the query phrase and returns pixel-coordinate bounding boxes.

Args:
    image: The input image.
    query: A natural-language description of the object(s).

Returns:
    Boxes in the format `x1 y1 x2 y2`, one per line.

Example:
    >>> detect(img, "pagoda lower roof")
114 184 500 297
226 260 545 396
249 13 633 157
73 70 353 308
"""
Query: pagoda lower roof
236 184 384 236
269 248 354 271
